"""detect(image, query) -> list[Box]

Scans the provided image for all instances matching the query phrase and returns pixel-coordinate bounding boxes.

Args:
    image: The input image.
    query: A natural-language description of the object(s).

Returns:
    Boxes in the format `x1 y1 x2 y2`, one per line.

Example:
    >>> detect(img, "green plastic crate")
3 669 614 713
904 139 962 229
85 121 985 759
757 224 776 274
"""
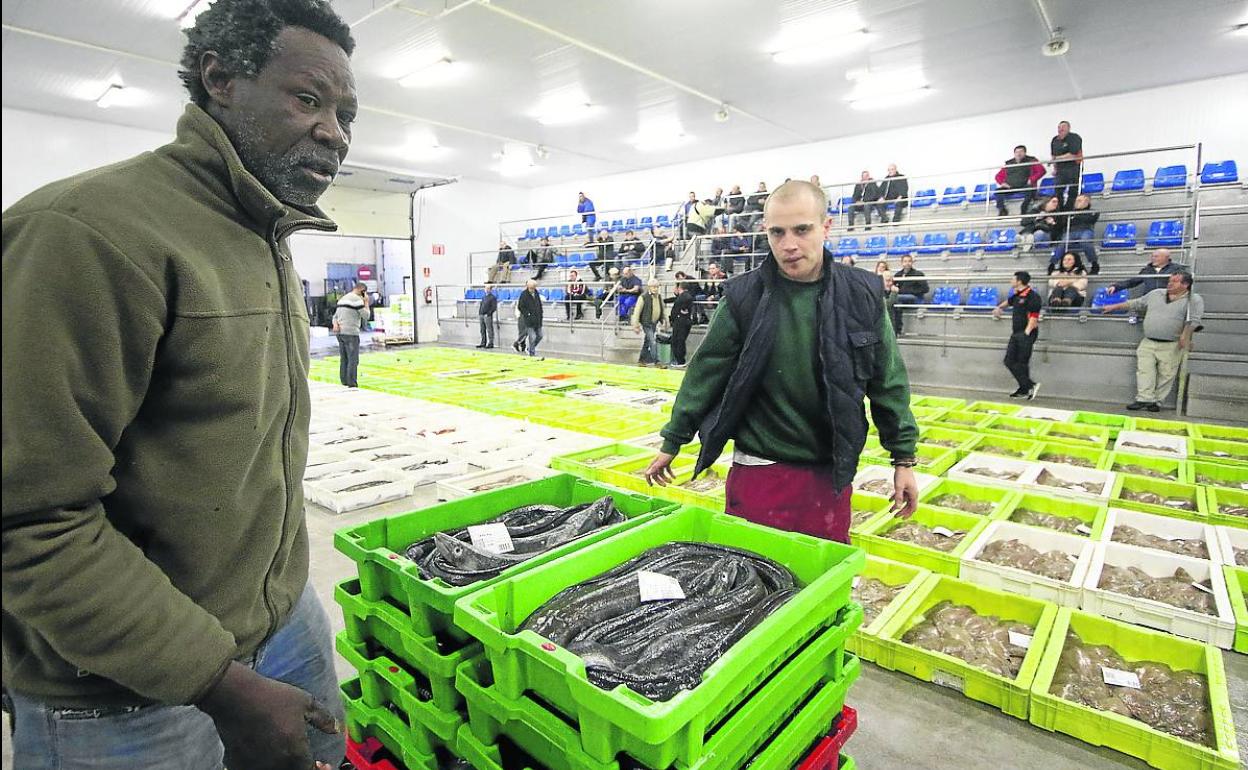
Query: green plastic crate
340 679 456 770
1191 461 1248 490
1029 609 1240 770
964 400 1023 416
549 443 650 480
1124 416 1198 438
1205 486 1248 529
664 463 731 508
848 556 932 663
849 492 895 540
859 442 958 474
334 475 671 642
981 414 1054 440
1074 410 1128 436
999 492 1108 538
876 574 1058 719
854 504 989 575
967 434 1044 460
1226 566 1248 654
1191 437 1248 467
738 660 861 770
455 610 861 770
911 395 966 410
919 478 1019 517
1033 441 1106 469
1194 424 1248 442
908 405 951 423
1104 450 1192 484
914 425 980 457
934 409 995 430
1110 473 1207 521
1042 421 1112 448
453 506 864 769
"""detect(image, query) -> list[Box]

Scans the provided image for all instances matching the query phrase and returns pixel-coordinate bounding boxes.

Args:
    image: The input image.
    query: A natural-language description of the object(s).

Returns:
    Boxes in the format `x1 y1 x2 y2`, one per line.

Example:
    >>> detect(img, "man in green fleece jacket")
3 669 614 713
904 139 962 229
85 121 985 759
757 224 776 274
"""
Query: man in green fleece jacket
2 2 357 768
644 181 919 542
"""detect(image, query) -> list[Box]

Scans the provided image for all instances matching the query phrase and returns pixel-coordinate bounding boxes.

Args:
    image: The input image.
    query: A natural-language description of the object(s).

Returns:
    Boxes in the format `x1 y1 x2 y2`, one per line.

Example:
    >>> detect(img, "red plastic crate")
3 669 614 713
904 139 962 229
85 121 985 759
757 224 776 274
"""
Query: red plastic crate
345 736 402 770
796 706 858 770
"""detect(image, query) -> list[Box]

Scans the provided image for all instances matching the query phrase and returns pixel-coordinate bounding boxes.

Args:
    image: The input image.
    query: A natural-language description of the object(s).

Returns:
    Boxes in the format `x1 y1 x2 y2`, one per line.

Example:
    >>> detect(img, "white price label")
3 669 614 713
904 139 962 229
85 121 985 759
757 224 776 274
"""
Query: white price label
1075 524 1092 535
931 670 965 692
1067 554 1079 563
931 526 957 538
1008 631 1032 650
1101 667 1141 689
853 576 862 589
1191 582 1214 595
638 571 686 603
467 523 515 554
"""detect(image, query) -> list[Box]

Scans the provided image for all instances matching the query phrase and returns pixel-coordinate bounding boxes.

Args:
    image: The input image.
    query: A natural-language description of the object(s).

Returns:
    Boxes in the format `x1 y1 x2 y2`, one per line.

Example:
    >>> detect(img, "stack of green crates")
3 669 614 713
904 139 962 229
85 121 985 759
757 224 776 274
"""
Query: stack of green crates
450 505 864 770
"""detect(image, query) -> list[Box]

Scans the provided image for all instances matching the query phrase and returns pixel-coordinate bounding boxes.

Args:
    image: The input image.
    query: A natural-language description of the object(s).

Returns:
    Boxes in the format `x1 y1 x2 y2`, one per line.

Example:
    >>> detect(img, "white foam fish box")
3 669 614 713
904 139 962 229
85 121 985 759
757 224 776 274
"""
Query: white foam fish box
1081 541 1236 648
1014 406 1077 422
309 426 374 448
1114 430 1189 459
305 445 351 470
947 452 1042 490
1214 525 1248 567
436 464 559 501
1025 461 1116 500
492 376 572 392
961 520 1093 607
305 468 414 514
302 459 372 485
1100 508 1220 563
851 464 940 496
374 451 476 485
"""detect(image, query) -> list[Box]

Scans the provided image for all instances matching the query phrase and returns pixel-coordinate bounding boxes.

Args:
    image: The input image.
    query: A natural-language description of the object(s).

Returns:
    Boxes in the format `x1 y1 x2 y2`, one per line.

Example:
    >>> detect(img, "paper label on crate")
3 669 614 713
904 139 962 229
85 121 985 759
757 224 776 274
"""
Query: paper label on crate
1101 667 1141 689
1191 581 1214 595
931 670 965 692
853 576 862 589
1008 631 1032 650
467 523 515 554
931 526 956 538
1075 524 1092 535
638 571 686 602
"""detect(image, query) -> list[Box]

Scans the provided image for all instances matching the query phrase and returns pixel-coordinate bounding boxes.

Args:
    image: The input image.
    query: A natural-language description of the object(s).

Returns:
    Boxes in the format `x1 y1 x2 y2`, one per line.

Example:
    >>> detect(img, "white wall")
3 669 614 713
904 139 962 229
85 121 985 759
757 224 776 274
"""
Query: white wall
526 74 1248 216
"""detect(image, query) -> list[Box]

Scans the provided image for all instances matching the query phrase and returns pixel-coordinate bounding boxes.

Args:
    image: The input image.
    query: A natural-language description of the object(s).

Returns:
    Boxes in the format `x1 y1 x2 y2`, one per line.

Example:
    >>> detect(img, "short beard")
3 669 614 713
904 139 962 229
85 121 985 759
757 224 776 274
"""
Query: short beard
229 112 332 208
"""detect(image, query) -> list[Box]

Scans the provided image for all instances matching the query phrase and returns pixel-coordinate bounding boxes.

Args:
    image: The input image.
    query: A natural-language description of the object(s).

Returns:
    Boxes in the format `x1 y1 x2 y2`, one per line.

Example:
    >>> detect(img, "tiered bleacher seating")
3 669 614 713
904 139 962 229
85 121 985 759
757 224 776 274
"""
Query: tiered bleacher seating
949 231 984 253
1037 178 1056 198
887 234 918 255
1112 169 1146 192
938 186 966 206
965 286 999 308
1101 222 1137 249
1145 220 1184 247
1081 172 1105 194
1200 160 1238 184
917 233 950 254
859 236 887 257
835 237 859 257
984 229 1017 253
911 189 937 208
1152 165 1186 190
931 287 961 306
969 183 995 203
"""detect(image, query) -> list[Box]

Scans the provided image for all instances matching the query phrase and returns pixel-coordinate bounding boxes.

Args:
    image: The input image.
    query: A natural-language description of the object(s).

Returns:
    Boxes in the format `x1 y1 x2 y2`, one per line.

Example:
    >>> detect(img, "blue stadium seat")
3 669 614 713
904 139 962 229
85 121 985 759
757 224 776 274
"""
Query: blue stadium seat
938 186 966 206
1201 160 1238 184
969 183 997 203
966 286 1000 308
887 234 918 255
1152 165 1186 190
523 227 536 240
558 224 572 238
464 288 483 300
548 288 566 301
571 223 585 237
1102 222 1138 249
1037 178 1056 198
574 251 592 268
553 252 567 268
859 236 887 257
1112 169 1145 193
533 227 547 239
917 233 951 254
835 195 854 213
1081 172 1105 195
931 287 962 306
949 231 985 253
1146 220 1184 247
911 189 937 208
984 229 1018 253
656 215 671 228
835 237 859 257
624 218 638 230
639 216 654 228
610 219 625 232
537 288 550 301
1091 287 1129 310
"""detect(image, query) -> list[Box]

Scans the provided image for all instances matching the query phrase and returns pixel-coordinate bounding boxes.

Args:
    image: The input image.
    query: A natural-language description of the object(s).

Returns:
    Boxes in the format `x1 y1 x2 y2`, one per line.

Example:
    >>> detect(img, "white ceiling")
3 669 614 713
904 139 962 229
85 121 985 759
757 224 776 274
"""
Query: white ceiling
4 0 1248 188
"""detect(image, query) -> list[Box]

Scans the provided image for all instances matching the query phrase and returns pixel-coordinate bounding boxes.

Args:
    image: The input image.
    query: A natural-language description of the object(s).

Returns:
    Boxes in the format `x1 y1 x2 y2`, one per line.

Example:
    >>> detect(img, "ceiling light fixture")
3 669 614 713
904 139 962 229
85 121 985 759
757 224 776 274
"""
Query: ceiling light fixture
96 83 126 109
177 0 212 28
770 29 870 65
714 105 730 122
534 101 602 126
398 57 461 88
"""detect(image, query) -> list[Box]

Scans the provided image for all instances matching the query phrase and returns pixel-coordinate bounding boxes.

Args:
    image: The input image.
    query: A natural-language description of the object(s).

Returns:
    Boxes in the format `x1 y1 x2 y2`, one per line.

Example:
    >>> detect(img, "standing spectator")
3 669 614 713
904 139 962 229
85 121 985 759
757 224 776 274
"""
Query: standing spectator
1107 249 1187 297
487 238 516 283
894 254 930 305
516 279 544 356
724 184 746 229
711 186 724 206
1098 271 1203 412
847 170 885 231
1065 193 1101 274
1050 120 1084 209
669 282 695 367
686 197 723 238
994 145 1045 215
333 282 370 388
565 269 587 320
631 278 667 366
477 284 498 348
577 191 596 226
1020 195 1066 255
744 181 769 231
880 163 909 223
679 191 698 238
1047 252 1089 307
528 235 555 280
992 271 1042 399
619 229 645 263
651 227 676 270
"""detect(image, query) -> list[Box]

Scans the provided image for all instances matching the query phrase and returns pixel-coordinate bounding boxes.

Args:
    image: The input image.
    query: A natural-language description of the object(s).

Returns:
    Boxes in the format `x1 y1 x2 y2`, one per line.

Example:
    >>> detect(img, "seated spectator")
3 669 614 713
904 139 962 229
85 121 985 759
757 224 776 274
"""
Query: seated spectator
591 229 617 280
709 225 730 258
743 181 769 230
840 254 857 267
724 184 746 228
728 225 754 272
874 258 891 275
616 266 643 324
703 262 728 304
894 254 929 304
619 229 645 263
1064 193 1100 274
880 269 902 333
565 269 587 320
880 163 909 223
1020 195 1065 254
486 238 516 283
527 235 556 280
848 170 885 231
1047 252 1089 307
672 270 701 296
651 227 676 270
994 145 1045 215
593 266 621 318
711 186 724 206
1107 248 1187 297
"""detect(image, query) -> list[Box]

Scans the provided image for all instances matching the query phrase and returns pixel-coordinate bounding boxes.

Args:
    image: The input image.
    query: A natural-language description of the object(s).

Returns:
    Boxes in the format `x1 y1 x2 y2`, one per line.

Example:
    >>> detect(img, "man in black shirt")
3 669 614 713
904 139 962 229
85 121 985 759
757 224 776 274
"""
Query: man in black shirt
1050 120 1084 210
668 282 695 367
992 271 1043 399
848 171 885 231
880 163 909 223
477 284 497 348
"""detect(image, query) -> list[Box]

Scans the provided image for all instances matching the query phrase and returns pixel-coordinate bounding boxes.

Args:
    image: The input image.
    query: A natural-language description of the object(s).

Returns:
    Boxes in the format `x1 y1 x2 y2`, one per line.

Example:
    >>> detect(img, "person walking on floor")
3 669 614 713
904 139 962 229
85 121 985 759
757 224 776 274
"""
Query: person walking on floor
668 282 695 368
333 282 370 387
992 271 1043 399
2 1 358 767
643 181 920 544
477 284 497 348
632 278 667 366
516 279 544 356
1098 271 1203 412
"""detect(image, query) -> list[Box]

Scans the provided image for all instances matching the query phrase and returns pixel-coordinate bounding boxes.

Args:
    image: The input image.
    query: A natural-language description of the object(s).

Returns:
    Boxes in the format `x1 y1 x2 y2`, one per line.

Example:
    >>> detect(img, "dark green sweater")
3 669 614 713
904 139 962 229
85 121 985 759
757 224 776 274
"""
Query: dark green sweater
661 277 917 463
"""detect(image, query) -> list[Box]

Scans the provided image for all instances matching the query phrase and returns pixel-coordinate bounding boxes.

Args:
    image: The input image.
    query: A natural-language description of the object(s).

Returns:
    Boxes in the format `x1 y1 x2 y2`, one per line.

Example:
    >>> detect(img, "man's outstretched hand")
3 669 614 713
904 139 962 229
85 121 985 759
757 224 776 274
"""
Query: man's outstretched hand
644 451 677 487
890 466 919 518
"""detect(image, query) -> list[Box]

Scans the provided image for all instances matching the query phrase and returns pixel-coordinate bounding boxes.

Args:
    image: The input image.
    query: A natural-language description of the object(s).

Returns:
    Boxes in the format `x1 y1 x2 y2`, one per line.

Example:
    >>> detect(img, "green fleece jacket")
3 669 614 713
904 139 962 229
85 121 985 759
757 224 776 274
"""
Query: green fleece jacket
1 105 335 708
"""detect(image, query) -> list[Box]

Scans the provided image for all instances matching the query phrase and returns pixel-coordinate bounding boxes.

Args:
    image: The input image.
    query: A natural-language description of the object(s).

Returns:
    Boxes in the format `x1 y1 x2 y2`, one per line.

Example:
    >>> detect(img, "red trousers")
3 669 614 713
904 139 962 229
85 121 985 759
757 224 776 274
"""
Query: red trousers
724 462 852 543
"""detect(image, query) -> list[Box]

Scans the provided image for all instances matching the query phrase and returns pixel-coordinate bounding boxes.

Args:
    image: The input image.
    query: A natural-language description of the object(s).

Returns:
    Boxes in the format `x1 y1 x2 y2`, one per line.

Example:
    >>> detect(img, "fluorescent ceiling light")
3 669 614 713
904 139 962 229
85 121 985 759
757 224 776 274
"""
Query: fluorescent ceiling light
177 0 211 28
847 86 933 110
96 84 126 109
771 30 870 65
534 102 603 126
398 57 461 88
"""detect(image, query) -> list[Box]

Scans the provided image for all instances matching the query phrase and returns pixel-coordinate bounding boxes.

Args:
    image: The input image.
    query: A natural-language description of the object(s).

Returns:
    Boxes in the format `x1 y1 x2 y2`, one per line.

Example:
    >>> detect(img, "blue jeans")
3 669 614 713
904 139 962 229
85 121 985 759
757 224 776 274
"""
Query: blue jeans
639 321 658 363
1064 227 1098 271
526 324 543 356
337 333 360 387
9 583 345 770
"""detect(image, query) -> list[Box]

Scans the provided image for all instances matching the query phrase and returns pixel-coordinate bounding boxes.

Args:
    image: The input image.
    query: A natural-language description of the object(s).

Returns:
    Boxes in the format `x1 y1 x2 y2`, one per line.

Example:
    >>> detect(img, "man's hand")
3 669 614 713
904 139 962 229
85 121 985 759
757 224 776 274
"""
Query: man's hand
1106 284 1117 294
198 661 340 770
632 324 641 334
644 452 677 487
332 321 341 333
890 466 919 518
991 306 1003 320
1178 335 1192 351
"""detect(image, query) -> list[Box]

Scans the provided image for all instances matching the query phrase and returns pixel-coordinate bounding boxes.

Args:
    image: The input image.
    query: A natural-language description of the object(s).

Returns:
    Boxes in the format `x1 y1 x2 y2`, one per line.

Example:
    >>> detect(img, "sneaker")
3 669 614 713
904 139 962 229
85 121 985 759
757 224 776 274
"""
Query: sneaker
1146 402 1161 412
996 209 1009 217
1009 389 1028 398
475 344 486 348
485 344 495 349
1027 382 1041 400
670 363 686 369
1126 401 1148 411
512 340 523 352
